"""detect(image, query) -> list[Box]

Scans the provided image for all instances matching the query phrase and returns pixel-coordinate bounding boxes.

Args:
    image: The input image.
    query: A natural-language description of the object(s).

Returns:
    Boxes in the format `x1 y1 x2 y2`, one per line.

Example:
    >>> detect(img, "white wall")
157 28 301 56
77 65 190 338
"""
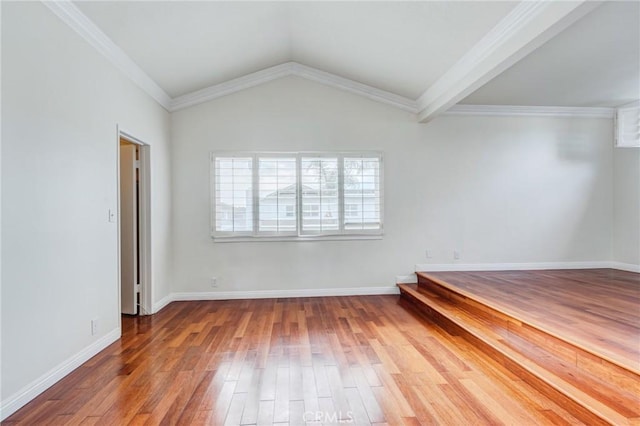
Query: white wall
1 2 172 416
1 4 626 416
171 76 613 294
613 148 640 266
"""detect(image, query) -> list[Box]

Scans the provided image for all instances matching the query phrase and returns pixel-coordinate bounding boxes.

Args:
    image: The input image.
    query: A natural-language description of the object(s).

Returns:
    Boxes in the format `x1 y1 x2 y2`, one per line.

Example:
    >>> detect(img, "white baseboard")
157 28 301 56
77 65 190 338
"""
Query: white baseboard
153 286 400 309
415 261 640 273
149 261 640 313
172 286 399 302
0 327 121 421
609 262 640 273
152 293 174 313
415 261 616 272
396 274 417 284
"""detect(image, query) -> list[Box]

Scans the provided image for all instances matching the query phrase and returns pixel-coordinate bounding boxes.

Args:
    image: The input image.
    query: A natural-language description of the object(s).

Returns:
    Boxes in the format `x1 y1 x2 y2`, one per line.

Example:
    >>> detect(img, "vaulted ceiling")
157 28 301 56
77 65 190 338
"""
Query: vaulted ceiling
63 1 639 119
462 1 640 108
75 1 517 99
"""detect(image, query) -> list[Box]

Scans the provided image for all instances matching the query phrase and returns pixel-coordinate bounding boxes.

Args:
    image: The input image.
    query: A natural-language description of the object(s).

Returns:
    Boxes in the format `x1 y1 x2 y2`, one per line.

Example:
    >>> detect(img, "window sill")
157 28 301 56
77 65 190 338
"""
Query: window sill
212 234 383 243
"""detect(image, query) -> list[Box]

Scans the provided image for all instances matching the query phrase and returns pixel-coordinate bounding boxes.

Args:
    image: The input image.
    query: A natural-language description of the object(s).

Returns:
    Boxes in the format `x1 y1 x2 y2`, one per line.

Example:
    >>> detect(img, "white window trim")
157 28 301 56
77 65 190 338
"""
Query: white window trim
210 153 254 237
211 151 384 242
615 101 640 148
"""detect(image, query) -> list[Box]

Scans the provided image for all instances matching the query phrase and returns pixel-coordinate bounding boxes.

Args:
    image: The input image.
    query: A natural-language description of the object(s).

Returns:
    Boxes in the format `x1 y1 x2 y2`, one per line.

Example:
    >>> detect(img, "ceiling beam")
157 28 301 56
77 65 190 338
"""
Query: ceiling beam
417 1 602 123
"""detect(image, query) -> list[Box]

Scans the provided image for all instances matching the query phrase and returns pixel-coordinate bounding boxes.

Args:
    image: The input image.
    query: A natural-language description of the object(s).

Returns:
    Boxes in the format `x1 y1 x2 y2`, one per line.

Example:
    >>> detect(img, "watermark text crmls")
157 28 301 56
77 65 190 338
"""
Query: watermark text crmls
303 410 355 423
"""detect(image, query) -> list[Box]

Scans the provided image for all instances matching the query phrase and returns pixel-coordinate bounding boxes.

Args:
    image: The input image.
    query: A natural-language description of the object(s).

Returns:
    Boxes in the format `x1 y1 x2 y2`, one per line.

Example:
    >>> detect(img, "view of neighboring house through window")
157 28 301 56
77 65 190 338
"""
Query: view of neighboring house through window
214 157 253 233
343 157 381 231
301 157 339 233
258 156 297 234
212 152 383 239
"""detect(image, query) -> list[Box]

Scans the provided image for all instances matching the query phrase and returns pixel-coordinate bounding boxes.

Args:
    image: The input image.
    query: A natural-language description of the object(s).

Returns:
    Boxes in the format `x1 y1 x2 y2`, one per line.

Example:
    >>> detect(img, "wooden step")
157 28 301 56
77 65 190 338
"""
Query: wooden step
398 281 640 426
417 272 640 379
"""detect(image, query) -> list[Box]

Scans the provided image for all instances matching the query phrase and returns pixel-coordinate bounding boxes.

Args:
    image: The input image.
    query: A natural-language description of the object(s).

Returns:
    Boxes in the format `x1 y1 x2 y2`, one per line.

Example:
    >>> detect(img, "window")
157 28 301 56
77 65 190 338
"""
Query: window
211 152 383 240
343 157 382 231
616 103 640 148
301 157 339 233
345 204 360 218
303 204 320 218
285 205 295 218
258 156 297 235
213 157 253 234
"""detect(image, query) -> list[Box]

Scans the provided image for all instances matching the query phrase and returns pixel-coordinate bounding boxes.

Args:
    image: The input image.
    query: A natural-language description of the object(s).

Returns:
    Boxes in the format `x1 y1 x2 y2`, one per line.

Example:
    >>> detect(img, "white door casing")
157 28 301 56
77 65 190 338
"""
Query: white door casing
120 143 138 315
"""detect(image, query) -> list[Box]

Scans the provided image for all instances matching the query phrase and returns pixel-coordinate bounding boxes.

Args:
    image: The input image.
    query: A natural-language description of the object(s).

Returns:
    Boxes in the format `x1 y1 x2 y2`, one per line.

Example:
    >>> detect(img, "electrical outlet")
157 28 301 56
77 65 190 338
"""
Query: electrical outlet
453 250 461 260
210 277 218 288
425 249 432 259
91 318 99 336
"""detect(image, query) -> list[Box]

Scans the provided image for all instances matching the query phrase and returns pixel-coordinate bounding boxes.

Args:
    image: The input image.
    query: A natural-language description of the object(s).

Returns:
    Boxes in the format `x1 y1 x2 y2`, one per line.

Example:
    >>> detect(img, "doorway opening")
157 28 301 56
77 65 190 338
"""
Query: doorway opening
118 130 151 316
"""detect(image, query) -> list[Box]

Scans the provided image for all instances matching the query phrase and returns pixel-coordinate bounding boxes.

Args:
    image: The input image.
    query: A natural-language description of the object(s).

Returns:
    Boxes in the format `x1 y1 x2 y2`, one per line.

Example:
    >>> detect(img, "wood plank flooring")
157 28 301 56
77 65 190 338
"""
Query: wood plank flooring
4 296 586 425
425 269 640 373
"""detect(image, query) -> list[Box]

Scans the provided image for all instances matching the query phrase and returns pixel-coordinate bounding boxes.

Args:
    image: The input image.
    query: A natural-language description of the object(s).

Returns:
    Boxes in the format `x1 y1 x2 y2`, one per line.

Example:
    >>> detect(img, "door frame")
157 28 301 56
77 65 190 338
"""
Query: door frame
117 125 152 316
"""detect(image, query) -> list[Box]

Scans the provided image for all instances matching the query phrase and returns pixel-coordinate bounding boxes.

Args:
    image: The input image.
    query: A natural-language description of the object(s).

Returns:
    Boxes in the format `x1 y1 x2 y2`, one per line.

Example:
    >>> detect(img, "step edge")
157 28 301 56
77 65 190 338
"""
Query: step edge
398 284 635 425
415 272 640 377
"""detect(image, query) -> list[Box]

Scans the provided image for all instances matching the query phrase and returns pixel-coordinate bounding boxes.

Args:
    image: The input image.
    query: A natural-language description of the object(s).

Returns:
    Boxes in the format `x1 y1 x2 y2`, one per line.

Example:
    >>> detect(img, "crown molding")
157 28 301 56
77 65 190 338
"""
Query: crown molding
170 63 294 111
444 104 614 119
41 0 612 120
290 63 418 113
417 1 601 122
170 62 418 113
616 100 640 110
41 0 172 110
37 0 417 115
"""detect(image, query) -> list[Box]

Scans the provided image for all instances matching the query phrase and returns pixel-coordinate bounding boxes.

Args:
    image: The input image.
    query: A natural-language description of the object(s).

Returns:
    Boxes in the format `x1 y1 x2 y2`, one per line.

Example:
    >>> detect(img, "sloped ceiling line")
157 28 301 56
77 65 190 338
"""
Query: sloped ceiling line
170 63 295 111
170 62 419 113
289 63 419 113
42 0 172 110
444 105 613 119
42 0 613 119
417 1 602 122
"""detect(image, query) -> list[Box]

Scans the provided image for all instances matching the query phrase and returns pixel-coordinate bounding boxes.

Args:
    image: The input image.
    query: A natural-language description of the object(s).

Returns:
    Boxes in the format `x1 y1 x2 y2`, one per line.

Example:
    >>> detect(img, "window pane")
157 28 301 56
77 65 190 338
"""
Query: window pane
258 157 297 233
301 157 339 232
215 157 253 232
344 157 381 230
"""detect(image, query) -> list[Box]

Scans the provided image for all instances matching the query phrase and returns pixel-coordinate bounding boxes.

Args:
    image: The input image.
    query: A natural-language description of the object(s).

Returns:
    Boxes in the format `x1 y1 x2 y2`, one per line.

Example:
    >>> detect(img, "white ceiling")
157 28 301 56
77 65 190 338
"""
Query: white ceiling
284 1 517 99
72 1 639 110
75 2 291 98
75 1 516 99
461 1 640 108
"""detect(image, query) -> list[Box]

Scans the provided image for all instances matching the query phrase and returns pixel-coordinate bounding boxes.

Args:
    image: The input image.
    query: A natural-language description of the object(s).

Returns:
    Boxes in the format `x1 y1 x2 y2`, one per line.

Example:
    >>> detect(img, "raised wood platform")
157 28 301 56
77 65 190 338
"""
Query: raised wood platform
398 268 640 426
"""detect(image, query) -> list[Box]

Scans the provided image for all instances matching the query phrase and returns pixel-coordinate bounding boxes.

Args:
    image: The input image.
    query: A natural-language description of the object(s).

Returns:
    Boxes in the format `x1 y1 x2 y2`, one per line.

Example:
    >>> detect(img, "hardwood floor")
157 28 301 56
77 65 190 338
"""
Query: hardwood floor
425 269 640 372
4 296 585 425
